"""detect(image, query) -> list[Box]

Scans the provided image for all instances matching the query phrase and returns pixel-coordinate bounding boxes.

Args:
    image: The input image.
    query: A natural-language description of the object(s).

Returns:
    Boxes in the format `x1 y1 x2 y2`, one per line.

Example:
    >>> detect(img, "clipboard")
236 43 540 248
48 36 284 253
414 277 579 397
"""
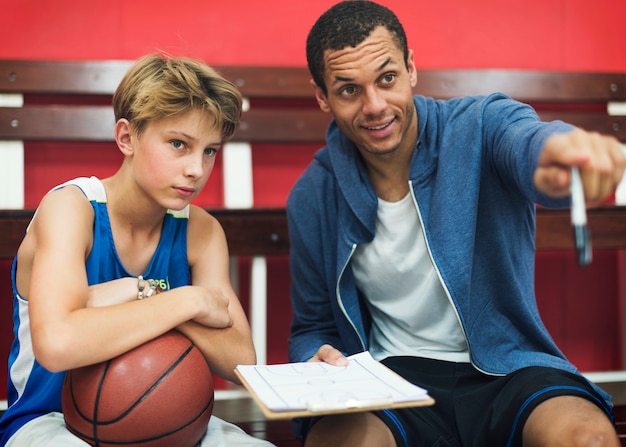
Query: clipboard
234 351 435 420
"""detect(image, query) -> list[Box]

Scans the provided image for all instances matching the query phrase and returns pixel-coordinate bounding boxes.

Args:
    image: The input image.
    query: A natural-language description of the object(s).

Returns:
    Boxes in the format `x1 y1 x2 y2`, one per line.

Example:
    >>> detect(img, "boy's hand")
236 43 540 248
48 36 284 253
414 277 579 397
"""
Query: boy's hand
190 285 233 328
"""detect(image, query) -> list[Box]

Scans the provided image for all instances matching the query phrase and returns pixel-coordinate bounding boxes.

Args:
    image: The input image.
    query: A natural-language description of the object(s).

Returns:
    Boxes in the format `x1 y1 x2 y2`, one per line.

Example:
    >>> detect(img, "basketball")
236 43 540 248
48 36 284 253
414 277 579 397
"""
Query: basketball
62 330 214 447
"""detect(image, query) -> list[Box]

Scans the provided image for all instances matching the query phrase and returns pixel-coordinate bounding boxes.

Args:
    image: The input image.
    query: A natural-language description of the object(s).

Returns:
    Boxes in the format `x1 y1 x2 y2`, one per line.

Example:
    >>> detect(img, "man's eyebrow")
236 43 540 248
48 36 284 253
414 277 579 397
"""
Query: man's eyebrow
330 57 394 87
376 57 392 72
333 75 353 85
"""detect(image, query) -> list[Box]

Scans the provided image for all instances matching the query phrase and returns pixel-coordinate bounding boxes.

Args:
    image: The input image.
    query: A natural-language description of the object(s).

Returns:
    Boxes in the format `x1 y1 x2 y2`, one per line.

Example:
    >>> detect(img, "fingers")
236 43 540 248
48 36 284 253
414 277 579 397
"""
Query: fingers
193 286 233 328
536 129 626 202
216 290 234 328
578 131 625 202
308 344 348 366
533 166 571 198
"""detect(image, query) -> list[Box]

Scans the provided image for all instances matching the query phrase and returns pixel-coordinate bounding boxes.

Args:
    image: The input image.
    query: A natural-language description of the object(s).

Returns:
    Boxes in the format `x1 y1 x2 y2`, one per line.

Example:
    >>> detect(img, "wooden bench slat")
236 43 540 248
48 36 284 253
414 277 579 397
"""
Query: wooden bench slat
0 211 30 260
0 106 332 143
0 107 623 143
537 111 625 142
0 208 290 258
237 109 329 143
535 207 626 250
0 61 315 99
211 208 289 256
1 207 624 260
3 60 626 102
0 60 133 95
0 106 114 141
215 66 314 99
415 70 626 102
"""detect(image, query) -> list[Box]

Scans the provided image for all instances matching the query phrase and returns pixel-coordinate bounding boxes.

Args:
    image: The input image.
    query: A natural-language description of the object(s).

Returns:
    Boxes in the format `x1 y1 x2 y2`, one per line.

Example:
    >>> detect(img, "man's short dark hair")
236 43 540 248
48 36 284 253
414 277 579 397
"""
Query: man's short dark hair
306 0 409 95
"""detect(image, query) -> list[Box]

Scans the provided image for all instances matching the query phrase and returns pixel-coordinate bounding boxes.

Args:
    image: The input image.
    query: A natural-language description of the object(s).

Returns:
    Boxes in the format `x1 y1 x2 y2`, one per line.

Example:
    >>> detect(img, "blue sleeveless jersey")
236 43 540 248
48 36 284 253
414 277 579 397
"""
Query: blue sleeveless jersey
0 176 190 445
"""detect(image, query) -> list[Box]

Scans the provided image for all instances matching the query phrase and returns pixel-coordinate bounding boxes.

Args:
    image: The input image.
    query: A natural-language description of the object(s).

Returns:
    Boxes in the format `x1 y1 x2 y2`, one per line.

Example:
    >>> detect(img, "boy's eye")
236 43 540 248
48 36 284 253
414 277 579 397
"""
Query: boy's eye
204 147 218 157
171 140 185 150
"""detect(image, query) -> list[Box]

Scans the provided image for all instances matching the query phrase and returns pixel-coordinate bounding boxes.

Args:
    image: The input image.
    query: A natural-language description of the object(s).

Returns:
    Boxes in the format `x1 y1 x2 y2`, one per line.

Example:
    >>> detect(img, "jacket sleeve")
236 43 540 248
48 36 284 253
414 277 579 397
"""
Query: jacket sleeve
480 93 575 208
286 165 346 363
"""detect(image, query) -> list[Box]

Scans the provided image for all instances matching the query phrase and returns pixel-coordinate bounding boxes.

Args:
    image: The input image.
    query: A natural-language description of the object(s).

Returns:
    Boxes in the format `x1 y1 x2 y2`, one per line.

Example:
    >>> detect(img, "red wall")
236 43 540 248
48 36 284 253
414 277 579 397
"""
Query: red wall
1 0 625 395
2 0 626 71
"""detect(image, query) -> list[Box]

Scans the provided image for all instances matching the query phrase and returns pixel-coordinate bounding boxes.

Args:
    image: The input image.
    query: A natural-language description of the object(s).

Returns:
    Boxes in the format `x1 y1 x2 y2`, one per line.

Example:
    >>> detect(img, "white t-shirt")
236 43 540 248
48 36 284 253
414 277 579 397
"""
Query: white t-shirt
351 192 470 363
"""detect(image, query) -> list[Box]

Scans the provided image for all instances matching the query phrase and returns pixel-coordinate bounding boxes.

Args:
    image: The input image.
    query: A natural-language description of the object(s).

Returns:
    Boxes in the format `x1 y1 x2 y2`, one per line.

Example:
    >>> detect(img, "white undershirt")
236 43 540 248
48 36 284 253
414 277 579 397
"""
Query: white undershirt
351 193 470 363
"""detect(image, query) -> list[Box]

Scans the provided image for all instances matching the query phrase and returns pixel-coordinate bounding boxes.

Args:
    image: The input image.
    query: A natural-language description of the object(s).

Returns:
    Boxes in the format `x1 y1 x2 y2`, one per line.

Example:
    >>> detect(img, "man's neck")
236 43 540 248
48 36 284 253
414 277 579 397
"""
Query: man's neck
363 115 418 202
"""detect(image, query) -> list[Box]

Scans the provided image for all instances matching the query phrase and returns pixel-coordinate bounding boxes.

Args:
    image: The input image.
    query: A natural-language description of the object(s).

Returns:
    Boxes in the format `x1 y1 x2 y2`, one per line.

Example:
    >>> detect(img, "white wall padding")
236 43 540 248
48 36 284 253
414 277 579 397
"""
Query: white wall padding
0 140 24 209
0 94 25 209
250 256 267 365
222 141 254 209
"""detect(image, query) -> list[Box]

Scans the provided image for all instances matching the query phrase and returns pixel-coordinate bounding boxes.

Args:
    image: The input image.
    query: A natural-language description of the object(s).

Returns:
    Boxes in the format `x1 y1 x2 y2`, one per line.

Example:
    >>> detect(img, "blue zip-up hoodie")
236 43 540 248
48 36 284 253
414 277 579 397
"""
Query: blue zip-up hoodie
286 94 611 402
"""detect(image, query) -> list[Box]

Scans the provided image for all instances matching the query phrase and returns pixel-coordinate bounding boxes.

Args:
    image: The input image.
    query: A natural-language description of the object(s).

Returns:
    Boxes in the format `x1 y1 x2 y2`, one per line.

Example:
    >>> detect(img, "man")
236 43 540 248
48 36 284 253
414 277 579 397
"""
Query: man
286 1 625 446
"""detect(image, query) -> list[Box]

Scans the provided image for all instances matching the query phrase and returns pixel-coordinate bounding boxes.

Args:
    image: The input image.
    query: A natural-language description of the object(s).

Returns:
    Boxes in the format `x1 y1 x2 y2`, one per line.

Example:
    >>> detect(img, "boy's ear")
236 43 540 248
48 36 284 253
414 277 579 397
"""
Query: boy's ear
114 119 134 155
310 79 331 113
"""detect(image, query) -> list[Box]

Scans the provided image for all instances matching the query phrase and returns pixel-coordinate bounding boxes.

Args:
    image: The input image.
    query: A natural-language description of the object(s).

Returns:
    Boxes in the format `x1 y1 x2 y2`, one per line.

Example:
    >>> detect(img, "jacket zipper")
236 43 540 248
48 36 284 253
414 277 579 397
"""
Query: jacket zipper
408 181 496 376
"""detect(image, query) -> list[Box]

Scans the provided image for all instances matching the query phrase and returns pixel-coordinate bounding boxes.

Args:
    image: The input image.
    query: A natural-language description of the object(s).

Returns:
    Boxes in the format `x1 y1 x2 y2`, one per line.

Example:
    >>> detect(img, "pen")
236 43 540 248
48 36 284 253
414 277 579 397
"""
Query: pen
570 167 592 266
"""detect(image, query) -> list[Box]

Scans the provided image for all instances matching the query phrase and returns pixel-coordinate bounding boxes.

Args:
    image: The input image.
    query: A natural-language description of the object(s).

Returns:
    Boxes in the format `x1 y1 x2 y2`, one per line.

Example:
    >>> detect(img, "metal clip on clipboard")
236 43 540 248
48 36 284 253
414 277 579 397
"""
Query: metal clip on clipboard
570 167 592 266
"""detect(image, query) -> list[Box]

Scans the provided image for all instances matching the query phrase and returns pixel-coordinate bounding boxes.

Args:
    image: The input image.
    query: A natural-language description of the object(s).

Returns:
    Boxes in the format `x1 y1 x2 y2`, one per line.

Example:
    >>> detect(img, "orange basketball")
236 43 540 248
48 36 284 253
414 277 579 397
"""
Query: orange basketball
62 330 214 447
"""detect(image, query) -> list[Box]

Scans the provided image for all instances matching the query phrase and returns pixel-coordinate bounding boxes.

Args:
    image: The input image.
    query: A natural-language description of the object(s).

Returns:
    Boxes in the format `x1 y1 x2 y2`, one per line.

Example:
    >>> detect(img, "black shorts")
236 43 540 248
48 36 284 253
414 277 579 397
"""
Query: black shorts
372 356 613 447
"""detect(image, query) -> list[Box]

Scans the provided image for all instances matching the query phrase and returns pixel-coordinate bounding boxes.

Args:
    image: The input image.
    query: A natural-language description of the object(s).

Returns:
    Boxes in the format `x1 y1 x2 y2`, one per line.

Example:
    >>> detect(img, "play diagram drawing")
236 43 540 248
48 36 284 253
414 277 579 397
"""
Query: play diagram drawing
236 352 431 413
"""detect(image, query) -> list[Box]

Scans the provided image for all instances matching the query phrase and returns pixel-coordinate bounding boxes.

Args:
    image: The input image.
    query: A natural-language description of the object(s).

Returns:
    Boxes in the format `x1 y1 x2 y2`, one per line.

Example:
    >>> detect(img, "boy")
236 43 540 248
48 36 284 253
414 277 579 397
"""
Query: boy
0 54 273 447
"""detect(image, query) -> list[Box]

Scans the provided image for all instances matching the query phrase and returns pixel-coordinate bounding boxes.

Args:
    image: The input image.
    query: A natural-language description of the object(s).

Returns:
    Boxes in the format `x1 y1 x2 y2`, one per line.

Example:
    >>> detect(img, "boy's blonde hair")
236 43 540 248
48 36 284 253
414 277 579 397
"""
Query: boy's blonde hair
113 54 242 142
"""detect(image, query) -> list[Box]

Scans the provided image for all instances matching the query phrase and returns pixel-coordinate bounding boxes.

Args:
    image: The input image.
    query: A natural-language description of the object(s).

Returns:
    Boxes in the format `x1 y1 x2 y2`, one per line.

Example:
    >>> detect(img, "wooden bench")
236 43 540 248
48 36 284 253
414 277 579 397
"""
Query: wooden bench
1 60 625 253
1 60 626 446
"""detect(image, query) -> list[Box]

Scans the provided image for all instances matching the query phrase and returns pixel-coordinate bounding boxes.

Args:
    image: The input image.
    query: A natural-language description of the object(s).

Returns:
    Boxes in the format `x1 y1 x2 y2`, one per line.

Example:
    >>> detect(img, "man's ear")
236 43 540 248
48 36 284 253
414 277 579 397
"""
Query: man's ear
310 79 331 113
114 119 134 155
407 49 418 89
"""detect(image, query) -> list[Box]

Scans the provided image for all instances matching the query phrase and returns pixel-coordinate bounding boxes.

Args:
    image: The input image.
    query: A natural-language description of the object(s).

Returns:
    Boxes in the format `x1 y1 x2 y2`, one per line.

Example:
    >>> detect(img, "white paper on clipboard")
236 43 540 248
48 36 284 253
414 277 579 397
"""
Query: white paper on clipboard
235 351 432 416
